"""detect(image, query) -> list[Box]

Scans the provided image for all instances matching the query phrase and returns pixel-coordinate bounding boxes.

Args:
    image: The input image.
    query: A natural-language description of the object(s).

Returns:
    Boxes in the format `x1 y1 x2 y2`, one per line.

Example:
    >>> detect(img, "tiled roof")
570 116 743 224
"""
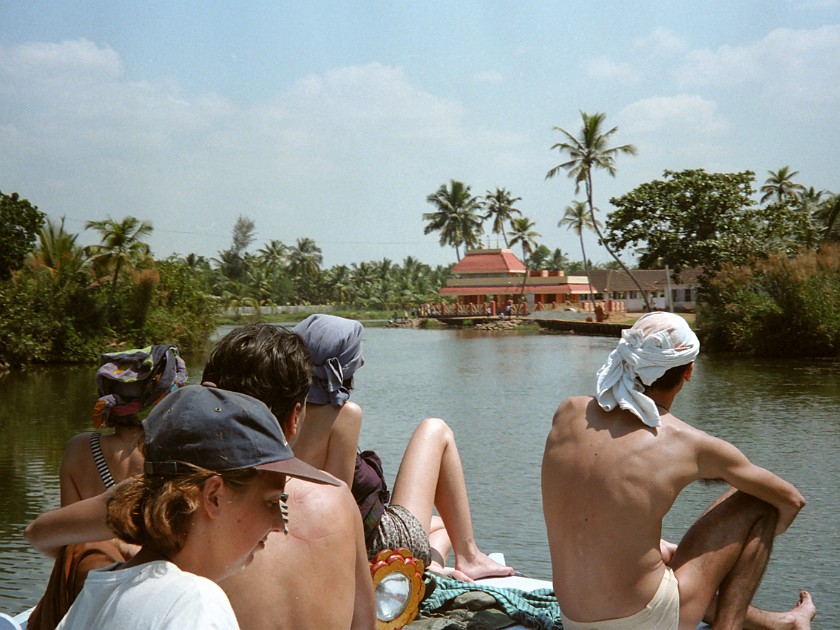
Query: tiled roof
588 268 702 292
450 249 526 274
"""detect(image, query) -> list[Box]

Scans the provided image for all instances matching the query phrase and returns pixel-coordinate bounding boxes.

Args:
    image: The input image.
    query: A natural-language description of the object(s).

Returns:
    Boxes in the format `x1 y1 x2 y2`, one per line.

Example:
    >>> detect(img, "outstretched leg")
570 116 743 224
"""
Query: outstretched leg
672 490 815 629
389 418 513 580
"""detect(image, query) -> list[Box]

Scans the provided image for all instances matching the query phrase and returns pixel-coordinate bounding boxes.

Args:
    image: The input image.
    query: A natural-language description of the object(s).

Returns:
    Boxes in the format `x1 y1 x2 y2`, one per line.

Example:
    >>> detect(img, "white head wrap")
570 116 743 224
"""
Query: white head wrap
595 312 699 427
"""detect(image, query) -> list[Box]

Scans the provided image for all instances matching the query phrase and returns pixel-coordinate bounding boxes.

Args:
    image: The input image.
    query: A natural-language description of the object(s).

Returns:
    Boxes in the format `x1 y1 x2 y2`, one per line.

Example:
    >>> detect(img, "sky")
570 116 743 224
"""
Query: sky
2 1 840 269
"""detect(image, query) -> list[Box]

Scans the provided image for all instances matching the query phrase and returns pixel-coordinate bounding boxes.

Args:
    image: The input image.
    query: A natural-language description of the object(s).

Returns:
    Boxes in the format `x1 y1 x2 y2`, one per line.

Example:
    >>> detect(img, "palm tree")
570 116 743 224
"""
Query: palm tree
508 217 541 262
30 216 86 280
559 201 600 311
508 216 541 310
287 237 322 303
547 248 569 271
423 180 484 261
483 188 522 248
816 192 840 249
258 239 288 272
760 166 806 205
546 111 651 310
84 215 153 321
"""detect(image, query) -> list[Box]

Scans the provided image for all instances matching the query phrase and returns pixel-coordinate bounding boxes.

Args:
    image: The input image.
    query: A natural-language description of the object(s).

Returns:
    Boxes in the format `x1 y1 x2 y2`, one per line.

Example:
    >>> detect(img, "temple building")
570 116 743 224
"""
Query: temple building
435 248 700 315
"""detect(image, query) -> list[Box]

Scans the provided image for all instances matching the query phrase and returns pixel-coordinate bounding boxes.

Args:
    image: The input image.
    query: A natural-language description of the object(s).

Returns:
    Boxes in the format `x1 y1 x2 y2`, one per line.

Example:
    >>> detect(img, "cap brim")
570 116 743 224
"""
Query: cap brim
257 457 341 486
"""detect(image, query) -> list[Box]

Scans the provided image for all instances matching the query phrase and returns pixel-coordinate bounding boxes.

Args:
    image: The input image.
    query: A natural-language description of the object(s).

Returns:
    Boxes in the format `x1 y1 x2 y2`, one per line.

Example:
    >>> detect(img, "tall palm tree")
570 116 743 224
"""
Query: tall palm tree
559 201 600 311
423 180 484 261
760 166 806 205
508 217 541 262
483 188 522 248
84 215 153 321
287 237 322 303
546 111 651 310
258 239 288 272
508 216 541 309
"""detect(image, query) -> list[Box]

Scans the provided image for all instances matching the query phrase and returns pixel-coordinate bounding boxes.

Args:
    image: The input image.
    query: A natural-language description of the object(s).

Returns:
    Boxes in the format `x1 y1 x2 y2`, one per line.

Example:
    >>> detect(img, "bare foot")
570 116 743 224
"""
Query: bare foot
455 551 515 580
782 591 816 629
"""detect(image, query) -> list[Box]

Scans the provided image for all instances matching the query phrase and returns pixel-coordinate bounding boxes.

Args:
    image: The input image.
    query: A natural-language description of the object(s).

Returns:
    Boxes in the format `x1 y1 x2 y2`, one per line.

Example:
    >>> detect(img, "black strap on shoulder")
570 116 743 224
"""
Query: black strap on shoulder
89 432 116 489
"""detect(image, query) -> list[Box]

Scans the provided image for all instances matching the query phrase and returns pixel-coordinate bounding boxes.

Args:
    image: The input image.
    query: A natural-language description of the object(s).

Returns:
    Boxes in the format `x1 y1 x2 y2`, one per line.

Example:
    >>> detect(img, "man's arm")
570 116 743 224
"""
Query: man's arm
696 433 805 535
24 484 119 557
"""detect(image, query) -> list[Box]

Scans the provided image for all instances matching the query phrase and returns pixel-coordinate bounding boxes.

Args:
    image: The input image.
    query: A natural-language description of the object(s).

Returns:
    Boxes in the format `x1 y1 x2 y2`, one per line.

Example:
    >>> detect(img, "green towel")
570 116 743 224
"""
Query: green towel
414 575 563 630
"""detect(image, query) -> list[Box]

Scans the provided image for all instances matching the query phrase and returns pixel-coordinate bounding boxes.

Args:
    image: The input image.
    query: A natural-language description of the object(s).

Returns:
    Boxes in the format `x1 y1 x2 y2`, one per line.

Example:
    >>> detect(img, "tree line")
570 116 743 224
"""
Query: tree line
3 111 839 366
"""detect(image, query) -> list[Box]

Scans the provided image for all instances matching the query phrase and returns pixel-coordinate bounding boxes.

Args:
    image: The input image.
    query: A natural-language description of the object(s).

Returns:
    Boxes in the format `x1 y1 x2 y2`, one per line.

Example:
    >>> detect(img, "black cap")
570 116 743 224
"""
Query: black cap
142 385 339 486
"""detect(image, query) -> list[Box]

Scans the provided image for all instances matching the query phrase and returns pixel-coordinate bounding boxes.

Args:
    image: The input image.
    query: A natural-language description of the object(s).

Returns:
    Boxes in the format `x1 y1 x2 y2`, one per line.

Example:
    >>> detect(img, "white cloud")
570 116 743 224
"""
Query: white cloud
472 70 504 84
633 27 689 55
619 94 729 136
582 55 639 84
676 25 840 107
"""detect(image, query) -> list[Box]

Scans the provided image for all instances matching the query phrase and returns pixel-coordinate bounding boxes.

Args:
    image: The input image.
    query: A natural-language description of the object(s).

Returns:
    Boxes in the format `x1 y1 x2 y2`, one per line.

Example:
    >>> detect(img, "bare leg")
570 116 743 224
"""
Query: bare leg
428 515 452 566
389 418 513 580
672 490 815 630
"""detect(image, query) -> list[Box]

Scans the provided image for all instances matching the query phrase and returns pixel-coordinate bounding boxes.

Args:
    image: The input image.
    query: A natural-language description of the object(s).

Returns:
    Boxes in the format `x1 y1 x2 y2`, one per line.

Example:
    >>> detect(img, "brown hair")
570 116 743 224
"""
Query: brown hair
106 466 258 557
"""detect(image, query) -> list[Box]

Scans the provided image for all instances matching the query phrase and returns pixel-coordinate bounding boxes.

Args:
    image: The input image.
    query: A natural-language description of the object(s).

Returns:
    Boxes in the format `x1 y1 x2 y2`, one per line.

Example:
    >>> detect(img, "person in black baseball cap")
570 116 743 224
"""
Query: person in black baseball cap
54 385 338 630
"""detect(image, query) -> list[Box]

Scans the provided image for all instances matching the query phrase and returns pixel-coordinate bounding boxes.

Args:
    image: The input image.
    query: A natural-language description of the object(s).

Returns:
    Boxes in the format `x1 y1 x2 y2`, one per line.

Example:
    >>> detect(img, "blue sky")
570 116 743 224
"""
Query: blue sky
2 1 839 268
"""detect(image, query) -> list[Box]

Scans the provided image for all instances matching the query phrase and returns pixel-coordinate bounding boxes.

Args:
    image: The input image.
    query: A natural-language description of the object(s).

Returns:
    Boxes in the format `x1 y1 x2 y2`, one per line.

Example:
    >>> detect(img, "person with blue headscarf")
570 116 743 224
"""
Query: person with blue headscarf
292 314 514 582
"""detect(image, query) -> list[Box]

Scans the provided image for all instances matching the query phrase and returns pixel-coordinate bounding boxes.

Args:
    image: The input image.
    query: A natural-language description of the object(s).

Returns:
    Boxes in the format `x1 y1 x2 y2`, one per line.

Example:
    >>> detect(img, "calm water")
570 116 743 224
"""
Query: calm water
1 326 838 625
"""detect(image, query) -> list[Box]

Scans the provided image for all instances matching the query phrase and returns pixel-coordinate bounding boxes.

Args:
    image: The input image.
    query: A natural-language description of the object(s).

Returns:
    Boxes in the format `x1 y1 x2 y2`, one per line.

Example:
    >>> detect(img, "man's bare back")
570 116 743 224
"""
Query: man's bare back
541 312 815 629
542 395 702 621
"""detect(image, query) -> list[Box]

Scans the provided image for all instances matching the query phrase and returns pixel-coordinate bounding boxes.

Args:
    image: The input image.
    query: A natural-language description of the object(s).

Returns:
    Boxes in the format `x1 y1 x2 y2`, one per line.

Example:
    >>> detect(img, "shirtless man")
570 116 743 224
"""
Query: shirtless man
541 312 815 630
201 323 376 630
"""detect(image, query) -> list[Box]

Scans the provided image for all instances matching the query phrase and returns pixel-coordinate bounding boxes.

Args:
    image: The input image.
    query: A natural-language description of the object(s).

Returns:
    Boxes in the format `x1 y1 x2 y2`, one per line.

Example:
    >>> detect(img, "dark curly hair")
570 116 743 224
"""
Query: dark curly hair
201 323 312 431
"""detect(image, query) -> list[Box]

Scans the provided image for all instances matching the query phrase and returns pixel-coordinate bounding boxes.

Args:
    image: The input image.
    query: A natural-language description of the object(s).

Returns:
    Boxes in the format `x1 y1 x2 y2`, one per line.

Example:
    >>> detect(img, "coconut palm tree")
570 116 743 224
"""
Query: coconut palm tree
258 239 288 272
559 201 600 311
423 180 484 261
84 215 153 321
546 111 651 310
483 188 522 248
287 237 322 303
760 166 806 205
508 217 541 310
547 248 569 271
508 217 541 262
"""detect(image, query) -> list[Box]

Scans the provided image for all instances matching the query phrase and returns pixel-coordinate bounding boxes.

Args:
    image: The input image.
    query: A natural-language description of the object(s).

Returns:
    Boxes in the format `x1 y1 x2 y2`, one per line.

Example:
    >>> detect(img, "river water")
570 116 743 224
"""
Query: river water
1 325 838 625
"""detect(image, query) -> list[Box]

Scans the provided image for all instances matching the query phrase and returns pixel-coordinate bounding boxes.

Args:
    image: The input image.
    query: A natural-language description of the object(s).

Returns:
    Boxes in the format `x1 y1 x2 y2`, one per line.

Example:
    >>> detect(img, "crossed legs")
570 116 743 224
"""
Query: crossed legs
389 417 513 580
672 489 815 630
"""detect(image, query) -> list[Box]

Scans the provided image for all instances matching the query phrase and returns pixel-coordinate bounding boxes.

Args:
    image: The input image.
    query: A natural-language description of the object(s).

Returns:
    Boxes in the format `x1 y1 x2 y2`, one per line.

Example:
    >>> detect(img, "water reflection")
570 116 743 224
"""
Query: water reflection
1 328 838 625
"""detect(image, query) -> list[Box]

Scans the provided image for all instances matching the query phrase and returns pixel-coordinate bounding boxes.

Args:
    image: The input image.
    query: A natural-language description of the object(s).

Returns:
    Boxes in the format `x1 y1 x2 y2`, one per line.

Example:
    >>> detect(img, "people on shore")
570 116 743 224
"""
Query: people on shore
293 314 513 581
55 384 337 629
541 311 816 629
201 323 376 630
27 344 187 630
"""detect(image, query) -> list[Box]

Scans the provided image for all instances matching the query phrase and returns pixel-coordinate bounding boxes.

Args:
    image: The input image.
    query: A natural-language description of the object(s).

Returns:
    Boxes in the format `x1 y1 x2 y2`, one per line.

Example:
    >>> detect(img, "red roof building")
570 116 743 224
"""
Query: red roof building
439 249 594 313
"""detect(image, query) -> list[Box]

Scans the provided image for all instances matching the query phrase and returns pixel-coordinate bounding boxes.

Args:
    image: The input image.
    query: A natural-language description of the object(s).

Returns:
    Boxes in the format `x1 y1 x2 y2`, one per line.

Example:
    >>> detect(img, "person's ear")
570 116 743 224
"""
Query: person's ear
284 402 303 439
685 362 694 382
202 475 225 518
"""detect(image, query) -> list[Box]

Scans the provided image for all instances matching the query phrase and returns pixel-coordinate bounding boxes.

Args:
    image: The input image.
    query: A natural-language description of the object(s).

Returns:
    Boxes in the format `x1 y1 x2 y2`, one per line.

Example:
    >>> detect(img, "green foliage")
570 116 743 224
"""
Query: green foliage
423 180 484 261
140 257 218 351
698 244 840 357
0 191 45 281
606 169 760 273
